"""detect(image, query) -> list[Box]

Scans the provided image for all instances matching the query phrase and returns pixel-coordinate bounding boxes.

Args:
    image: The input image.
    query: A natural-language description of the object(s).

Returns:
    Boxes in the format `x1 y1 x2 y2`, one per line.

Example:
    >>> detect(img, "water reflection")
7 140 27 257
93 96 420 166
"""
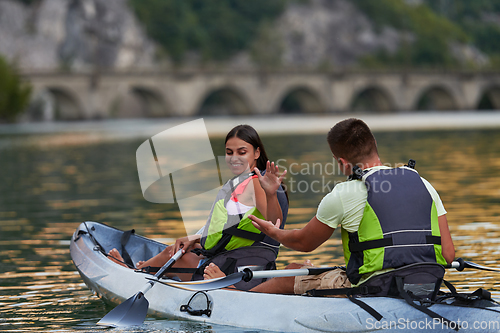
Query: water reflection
0 127 500 331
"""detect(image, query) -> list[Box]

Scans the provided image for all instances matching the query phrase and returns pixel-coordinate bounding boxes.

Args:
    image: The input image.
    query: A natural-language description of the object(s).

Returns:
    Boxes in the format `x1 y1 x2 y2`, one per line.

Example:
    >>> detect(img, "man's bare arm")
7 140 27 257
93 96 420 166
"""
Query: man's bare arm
438 214 455 264
250 215 334 252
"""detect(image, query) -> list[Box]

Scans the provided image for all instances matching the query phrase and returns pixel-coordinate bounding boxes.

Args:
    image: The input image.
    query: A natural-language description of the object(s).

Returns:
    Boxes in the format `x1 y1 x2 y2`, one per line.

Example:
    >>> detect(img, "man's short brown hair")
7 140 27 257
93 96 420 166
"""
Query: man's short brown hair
327 118 378 164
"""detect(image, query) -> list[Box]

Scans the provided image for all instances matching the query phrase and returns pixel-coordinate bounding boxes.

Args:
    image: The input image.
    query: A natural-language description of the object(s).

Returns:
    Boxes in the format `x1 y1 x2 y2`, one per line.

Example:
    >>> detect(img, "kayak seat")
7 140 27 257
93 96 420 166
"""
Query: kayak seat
306 262 460 330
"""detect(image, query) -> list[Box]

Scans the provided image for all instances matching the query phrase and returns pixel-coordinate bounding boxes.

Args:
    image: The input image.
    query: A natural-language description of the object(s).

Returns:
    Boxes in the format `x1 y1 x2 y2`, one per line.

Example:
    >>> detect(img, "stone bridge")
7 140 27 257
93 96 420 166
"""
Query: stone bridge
22 69 500 121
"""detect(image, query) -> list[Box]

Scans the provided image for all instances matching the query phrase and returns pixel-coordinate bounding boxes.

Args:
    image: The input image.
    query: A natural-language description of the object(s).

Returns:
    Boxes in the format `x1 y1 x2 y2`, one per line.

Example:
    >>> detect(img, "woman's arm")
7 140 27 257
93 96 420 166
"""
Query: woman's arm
173 234 201 253
253 161 286 224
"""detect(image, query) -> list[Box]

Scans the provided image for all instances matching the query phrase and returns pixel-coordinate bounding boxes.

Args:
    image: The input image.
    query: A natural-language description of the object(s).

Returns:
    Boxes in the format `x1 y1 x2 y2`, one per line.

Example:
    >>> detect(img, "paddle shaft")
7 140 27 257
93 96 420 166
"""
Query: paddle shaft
140 249 184 292
447 257 500 272
247 266 343 281
241 259 499 281
163 258 500 292
246 259 497 280
447 260 463 270
155 249 184 278
161 266 345 291
248 259 500 277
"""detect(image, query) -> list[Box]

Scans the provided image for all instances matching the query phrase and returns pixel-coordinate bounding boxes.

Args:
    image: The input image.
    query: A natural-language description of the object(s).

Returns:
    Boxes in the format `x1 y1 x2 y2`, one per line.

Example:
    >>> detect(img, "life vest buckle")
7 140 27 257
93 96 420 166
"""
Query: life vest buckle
357 285 370 295
348 166 364 180
405 159 416 169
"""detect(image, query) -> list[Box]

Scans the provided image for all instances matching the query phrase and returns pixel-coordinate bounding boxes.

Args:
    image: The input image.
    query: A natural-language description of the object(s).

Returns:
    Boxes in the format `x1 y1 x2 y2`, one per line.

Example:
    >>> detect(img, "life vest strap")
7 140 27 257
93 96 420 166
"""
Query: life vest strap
395 276 459 331
350 234 441 252
426 235 441 245
349 237 393 252
224 225 266 242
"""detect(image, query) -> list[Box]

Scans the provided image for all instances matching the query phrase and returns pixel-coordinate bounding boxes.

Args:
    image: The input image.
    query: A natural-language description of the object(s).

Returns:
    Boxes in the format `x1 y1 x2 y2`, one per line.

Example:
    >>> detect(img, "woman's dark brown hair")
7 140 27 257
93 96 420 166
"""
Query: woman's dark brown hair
225 124 269 171
226 125 288 202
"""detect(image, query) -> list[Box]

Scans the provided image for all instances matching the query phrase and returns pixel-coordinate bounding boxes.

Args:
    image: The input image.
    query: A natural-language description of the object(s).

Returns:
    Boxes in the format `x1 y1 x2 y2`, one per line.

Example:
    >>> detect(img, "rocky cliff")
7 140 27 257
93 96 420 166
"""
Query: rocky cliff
0 0 156 71
276 0 408 68
0 0 488 71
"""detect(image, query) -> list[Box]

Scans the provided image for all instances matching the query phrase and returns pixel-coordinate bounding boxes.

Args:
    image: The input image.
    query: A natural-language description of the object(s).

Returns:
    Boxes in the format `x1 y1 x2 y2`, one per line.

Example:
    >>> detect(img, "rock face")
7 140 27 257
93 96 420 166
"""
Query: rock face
0 0 489 71
0 0 60 69
0 0 156 71
276 0 410 68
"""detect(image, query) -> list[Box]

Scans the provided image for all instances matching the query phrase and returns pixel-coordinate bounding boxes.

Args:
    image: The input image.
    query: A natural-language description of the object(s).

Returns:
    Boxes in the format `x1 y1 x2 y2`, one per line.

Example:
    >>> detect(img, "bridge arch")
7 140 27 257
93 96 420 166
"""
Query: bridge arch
31 87 84 121
414 85 457 111
476 85 500 110
278 86 325 114
111 86 170 118
350 86 394 113
196 86 252 116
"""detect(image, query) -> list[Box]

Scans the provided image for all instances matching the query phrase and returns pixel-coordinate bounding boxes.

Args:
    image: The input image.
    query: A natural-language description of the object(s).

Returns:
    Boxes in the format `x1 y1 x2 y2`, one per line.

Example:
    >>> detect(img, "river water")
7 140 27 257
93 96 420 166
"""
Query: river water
1 116 500 332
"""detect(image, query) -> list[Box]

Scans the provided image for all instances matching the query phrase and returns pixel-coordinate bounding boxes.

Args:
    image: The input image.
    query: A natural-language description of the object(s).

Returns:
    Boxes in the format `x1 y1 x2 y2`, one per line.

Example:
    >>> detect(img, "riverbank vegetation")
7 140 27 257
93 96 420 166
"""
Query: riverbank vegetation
0 56 32 122
356 0 500 69
128 0 290 63
126 0 500 70
9 0 500 70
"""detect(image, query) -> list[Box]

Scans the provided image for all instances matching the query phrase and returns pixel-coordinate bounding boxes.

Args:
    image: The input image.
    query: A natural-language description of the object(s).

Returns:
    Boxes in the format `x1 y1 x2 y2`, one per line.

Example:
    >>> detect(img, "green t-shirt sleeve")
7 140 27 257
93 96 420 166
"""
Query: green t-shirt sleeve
316 189 344 230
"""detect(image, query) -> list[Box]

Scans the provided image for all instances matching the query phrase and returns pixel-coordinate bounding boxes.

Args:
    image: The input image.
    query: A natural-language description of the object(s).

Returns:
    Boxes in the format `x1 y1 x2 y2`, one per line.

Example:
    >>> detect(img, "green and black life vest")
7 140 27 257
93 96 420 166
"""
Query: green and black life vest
341 165 447 284
199 171 287 257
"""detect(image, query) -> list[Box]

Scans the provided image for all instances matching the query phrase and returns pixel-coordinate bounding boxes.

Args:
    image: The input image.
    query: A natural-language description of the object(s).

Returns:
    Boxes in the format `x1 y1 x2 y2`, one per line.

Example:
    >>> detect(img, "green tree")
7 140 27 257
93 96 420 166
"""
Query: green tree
423 0 500 59
0 56 32 122
128 0 288 63
353 0 468 69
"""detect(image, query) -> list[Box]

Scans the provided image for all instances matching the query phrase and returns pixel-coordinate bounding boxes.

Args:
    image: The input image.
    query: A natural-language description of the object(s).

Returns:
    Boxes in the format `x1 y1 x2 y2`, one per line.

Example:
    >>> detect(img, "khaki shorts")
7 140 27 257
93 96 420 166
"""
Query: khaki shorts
294 267 351 295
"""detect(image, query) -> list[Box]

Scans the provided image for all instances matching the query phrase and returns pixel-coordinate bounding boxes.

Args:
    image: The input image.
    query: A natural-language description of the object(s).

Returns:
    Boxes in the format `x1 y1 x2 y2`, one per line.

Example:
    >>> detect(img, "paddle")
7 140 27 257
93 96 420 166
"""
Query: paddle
97 249 184 327
447 257 500 272
155 266 344 291
161 258 500 292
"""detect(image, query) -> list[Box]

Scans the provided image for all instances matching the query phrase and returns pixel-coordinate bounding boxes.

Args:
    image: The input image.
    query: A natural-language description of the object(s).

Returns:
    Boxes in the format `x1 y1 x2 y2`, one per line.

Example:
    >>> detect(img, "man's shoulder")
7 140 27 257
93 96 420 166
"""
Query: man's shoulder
334 179 367 193
321 179 367 204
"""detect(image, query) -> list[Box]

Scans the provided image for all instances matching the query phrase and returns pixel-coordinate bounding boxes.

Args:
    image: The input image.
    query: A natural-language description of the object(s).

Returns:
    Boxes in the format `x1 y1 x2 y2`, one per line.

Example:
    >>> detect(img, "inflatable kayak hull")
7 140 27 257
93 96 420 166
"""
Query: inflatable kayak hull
70 222 500 332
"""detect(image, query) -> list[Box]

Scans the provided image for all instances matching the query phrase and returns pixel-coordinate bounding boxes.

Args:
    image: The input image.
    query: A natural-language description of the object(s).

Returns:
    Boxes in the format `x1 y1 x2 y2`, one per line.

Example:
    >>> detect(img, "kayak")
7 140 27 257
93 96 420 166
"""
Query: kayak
70 221 500 332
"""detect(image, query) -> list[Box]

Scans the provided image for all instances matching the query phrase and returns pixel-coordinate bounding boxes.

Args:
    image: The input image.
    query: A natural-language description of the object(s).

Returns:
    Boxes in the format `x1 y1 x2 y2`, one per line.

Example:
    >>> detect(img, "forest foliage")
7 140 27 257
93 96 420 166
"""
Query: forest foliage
11 0 500 69
354 0 500 68
128 0 289 63
127 0 500 69
0 55 32 122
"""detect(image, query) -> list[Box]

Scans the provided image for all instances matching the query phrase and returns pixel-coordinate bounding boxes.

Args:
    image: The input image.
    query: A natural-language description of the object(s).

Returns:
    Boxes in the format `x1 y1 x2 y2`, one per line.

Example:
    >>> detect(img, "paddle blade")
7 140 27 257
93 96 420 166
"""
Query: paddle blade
158 271 245 291
97 292 149 327
464 261 500 272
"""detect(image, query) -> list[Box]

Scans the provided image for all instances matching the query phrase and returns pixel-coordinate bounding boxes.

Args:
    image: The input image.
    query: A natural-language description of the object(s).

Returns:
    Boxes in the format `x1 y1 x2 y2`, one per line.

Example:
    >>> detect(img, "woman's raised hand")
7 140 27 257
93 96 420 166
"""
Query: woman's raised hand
254 160 287 196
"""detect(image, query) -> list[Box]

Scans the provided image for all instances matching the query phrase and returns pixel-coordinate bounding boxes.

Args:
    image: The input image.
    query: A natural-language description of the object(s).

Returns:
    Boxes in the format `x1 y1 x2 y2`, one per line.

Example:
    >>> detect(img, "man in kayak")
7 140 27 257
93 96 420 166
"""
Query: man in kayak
206 118 455 294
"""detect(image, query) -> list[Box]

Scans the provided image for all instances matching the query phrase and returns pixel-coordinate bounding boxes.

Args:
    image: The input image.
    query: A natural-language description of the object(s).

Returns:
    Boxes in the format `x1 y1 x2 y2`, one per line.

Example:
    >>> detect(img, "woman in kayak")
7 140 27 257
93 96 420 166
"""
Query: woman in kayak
108 125 288 286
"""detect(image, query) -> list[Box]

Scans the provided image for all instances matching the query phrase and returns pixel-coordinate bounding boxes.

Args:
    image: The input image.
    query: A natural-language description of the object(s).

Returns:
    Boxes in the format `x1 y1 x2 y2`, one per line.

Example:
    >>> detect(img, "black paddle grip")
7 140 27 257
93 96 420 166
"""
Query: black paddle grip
242 268 254 282
456 257 465 271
